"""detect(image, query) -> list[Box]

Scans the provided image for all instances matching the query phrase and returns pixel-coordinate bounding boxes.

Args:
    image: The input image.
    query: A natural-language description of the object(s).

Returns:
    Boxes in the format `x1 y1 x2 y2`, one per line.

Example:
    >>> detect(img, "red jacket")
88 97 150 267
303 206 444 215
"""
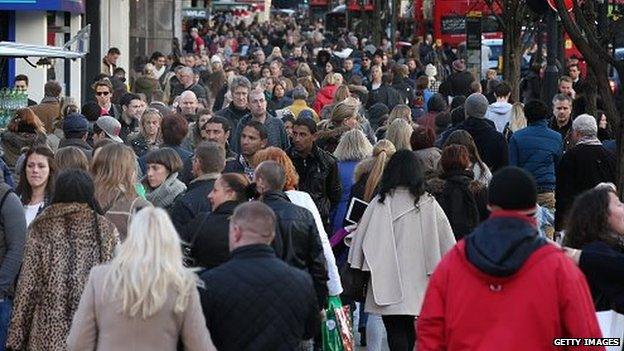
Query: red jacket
312 85 338 115
417 241 604 351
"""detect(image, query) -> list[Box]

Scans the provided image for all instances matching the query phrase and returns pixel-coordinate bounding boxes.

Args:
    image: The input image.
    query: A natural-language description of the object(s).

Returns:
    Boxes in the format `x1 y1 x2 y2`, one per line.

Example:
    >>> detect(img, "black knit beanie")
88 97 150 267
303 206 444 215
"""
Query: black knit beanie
488 167 537 210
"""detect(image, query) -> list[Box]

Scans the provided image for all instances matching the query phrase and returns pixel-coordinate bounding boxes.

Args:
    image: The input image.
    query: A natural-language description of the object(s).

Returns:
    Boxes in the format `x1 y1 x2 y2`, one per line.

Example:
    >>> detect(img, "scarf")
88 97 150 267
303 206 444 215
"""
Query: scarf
146 172 187 208
575 135 602 146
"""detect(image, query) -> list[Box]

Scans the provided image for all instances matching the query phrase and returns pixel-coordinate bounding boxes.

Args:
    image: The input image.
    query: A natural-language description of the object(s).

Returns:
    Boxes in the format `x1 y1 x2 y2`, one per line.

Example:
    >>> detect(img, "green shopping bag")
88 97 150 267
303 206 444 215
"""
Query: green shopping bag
322 296 344 351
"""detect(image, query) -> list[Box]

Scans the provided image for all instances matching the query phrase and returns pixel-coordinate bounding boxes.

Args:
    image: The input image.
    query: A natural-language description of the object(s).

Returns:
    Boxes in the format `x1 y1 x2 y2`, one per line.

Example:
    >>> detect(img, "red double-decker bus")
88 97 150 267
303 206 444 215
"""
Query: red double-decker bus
414 0 502 47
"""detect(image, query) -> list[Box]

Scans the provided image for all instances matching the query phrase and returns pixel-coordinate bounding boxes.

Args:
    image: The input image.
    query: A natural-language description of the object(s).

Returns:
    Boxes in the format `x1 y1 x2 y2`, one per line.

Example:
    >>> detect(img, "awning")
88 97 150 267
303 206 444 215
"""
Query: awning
0 42 86 59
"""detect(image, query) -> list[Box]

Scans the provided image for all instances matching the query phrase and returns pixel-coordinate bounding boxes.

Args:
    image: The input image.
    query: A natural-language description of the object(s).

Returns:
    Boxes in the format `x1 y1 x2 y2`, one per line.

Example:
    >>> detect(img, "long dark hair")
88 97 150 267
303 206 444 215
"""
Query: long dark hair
564 187 615 249
16 145 56 205
51 169 102 214
377 149 425 204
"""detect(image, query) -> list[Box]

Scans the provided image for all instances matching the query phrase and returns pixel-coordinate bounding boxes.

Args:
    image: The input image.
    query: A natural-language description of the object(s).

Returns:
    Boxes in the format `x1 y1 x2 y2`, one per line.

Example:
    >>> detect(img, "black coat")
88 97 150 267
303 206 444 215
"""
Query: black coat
426 170 488 240
555 144 616 230
439 71 475 98
200 244 320 351
181 200 238 269
215 104 250 145
366 84 403 111
287 145 341 231
170 176 217 233
261 191 329 307
579 241 624 313
456 117 509 172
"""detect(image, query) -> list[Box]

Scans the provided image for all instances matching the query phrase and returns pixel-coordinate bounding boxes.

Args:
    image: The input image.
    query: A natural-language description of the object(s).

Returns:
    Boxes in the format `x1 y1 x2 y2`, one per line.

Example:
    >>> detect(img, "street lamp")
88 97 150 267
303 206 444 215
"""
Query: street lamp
543 9 559 106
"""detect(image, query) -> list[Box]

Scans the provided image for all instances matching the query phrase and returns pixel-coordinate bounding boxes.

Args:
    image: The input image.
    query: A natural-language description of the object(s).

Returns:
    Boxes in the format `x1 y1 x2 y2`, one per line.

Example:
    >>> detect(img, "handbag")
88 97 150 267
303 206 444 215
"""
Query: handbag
322 296 354 351
596 310 624 351
339 263 369 303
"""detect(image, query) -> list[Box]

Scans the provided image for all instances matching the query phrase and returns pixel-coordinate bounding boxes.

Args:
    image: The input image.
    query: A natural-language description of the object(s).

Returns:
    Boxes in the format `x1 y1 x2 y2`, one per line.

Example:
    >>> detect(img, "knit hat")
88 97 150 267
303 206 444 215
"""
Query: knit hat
452 59 466 72
95 116 123 143
63 113 89 134
464 93 489 119
298 109 315 121
425 64 437 78
488 167 537 211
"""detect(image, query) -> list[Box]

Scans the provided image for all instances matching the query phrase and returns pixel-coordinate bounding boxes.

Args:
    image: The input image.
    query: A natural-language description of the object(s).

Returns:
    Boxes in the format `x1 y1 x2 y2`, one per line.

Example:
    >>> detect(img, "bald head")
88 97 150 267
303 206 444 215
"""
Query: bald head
254 160 286 193
229 202 276 250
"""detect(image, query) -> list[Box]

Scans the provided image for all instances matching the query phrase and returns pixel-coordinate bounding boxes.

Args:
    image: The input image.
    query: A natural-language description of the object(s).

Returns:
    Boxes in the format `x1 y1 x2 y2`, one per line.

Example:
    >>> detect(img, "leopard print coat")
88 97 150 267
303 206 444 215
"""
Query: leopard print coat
6 203 119 351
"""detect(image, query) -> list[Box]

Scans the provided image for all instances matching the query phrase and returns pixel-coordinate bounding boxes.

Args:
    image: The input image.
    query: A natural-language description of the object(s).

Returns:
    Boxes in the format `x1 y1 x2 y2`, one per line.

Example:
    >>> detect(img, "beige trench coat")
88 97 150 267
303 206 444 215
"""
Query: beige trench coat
348 188 455 316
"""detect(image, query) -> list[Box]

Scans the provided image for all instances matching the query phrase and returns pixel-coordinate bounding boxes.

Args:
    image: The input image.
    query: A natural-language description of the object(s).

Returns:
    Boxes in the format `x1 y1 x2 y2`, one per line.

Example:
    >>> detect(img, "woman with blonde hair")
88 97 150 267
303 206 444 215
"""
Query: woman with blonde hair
332 128 373 233
92 143 151 240
385 118 413 151
503 102 527 140
67 207 216 350
313 72 341 114
388 104 412 124
128 108 162 157
351 139 397 203
253 147 344 298
316 98 360 153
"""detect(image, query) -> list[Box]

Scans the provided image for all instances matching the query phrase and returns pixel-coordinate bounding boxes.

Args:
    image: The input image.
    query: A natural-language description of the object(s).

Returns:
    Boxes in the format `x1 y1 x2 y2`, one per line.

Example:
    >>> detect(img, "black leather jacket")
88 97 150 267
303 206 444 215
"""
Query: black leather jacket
287 145 341 232
261 191 329 306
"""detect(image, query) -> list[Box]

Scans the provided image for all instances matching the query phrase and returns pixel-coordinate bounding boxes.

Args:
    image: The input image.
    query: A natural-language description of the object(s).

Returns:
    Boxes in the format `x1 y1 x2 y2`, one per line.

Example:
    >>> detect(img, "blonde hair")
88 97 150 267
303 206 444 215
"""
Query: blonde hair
55 146 89 172
333 85 351 103
388 104 412 124
508 102 527 133
364 139 396 201
334 129 373 162
140 109 163 141
104 207 197 319
92 143 138 208
323 72 341 86
385 118 413 151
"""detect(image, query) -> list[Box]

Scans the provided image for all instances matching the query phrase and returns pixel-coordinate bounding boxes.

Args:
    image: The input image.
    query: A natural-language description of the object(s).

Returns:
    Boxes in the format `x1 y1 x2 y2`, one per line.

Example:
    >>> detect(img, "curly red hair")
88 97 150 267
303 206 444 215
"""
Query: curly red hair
254 147 300 191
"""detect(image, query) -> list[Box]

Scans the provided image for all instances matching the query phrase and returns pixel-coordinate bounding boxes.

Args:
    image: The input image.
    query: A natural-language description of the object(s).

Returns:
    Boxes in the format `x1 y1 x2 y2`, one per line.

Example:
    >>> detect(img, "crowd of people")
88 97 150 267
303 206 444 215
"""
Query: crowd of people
0 10 622 351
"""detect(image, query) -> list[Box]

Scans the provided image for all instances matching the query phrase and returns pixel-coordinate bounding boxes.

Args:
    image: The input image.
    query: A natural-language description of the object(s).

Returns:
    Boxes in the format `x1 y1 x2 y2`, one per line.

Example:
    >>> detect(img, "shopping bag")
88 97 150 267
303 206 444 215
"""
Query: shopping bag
322 296 344 351
596 310 624 351
334 303 354 351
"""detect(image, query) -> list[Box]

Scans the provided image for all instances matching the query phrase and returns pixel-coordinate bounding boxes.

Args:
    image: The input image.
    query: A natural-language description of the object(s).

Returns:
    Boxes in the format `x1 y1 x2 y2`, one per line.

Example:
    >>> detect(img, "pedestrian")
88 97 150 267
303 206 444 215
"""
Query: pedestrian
68 207 216 351
502 102 527 140
417 167 603 350
223 120 268 179
55 146 89 172
453 93 508 172
7 169 119 351
485 81 513 133
181 173 251 269
411 126 441 179
384 118 412 151
199 202 320 350
555 114 616 231
16 145 56 227
171 142 225 232
1 108 47 170
127 108 162 158
142 148 187 212
509 100 562 215
563 184 624 312
332 129 373 233
316 98 360 153
59 112 93 159
254 160 329 306
348 150 455 351
288 117 341 231
29 81 62 134
426 145 488 240
92 143 152 241
443 130 492 185
253 147 344 297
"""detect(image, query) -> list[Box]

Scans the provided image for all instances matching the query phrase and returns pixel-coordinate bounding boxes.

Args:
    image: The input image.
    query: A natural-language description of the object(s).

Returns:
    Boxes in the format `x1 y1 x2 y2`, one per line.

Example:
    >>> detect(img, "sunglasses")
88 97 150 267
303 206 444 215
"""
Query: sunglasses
96 91 110 96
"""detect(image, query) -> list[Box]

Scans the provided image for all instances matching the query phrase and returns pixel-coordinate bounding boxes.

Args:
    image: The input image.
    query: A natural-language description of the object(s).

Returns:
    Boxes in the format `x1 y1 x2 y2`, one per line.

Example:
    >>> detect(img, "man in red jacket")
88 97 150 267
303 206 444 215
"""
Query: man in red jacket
417 167 604 351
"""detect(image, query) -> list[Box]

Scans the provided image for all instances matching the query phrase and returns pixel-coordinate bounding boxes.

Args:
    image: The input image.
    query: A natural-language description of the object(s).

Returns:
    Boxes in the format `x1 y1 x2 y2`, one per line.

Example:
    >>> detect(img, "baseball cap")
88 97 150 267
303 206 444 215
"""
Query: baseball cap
95 116 123 143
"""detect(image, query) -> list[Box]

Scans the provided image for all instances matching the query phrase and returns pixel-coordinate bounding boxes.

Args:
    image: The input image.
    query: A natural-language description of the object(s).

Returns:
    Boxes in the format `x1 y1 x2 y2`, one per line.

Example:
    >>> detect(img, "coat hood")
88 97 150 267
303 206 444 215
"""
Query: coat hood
465 214 546 277
488 101 512 115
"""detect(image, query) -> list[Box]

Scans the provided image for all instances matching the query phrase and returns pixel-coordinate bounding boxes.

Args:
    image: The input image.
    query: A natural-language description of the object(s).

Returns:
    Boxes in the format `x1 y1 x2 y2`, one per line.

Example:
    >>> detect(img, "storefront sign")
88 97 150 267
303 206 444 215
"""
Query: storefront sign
182 7 209 19
0 0 84 13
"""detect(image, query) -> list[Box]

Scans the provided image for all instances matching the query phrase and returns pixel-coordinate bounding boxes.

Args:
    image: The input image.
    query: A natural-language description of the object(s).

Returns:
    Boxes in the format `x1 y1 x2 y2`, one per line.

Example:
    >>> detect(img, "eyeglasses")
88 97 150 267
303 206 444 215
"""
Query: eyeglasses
96 91 110 96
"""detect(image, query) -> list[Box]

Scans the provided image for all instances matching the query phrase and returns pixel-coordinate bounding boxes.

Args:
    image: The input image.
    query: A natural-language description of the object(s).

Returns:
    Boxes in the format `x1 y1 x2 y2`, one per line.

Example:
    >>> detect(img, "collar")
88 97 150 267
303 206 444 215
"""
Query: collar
490 209 538 228
230 244 276 259
213 200 240 214
261 190 290 202
292 99 307 106
191 173 220 184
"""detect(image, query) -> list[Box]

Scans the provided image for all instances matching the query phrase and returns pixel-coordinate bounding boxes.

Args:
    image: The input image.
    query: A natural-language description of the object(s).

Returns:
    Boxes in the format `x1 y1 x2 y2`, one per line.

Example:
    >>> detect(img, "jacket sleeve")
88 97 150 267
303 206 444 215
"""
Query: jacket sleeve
326 160 342 209
557 259 604 344
417 257 448 351
170 198 193 234
306 215 329 309
278 122 290 151
508 135 519 166
0 193 26 296
230 120 243 154
6 230 47 350
435 202 456 256
579 243 624 312
181 288 218 351
67 270 98 351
